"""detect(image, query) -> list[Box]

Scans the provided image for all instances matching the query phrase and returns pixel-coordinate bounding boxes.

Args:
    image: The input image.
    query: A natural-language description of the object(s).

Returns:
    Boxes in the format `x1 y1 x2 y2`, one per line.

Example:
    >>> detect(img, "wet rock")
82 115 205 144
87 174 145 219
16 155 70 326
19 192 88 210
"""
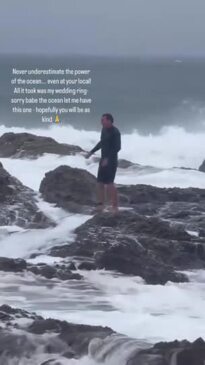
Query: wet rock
0 257 27 272
29 318 113 356
117 159 136 168
199 160 205 172
40 361 61 365
118 184 205 235
40 361 66 365
0 304 41 322
127 337 205 365
39 165 96 213
0 305 204 365
199 229 205 237
95 245 186 285
118 161 163 175
92 156 161 172
38 174 205 280
118 184 205 205
0 132 83 159
28 264 56 279
50 211 194 284
38 165 205 219
78 261 97 270
67 262 77 271
28 263 82 281
0 305 113 363
0 258 81 282
0 163 54 228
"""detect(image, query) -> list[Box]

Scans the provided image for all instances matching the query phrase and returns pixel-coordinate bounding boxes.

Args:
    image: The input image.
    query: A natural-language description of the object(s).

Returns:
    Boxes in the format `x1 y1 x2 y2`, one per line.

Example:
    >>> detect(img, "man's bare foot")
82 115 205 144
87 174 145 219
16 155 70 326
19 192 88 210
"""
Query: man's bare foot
97 204 104 213
110 206 119 214
92 203 104 214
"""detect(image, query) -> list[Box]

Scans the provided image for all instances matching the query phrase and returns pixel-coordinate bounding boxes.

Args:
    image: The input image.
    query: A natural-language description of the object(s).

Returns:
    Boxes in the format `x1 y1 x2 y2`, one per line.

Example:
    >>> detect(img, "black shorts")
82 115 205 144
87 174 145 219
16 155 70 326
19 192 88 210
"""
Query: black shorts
97 159 117 184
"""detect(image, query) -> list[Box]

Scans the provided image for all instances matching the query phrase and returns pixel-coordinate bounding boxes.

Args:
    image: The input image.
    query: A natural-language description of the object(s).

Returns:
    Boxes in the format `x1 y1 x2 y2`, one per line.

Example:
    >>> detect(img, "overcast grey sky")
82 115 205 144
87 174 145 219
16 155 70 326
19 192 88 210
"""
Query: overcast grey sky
1 0 205 57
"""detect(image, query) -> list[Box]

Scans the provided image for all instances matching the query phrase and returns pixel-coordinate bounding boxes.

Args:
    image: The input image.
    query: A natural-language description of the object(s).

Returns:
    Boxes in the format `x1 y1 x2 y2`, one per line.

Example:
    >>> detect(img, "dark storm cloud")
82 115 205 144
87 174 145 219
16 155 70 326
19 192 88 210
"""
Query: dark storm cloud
1 0 205 56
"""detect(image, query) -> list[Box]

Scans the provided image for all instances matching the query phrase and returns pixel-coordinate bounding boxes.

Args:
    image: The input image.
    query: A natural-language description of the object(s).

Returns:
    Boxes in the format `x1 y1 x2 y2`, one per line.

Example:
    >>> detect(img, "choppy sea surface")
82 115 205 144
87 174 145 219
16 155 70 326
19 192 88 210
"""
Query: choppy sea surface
1 54 205 133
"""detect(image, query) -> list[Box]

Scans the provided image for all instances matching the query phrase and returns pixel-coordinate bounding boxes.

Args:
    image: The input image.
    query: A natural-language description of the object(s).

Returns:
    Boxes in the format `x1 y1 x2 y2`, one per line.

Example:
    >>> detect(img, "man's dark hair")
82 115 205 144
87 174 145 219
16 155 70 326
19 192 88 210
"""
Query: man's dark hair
102 113 114 123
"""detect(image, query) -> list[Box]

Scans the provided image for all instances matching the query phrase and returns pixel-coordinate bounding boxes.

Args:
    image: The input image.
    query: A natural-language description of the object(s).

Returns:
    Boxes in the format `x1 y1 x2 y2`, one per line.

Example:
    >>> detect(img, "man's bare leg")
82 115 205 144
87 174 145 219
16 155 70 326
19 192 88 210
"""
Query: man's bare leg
107 183 119 213
96 182 105 212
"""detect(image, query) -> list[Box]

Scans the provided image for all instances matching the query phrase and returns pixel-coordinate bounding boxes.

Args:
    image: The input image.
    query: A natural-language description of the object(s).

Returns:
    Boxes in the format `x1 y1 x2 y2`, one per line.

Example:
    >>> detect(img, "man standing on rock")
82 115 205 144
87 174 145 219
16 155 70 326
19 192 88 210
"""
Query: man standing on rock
86 113 121 213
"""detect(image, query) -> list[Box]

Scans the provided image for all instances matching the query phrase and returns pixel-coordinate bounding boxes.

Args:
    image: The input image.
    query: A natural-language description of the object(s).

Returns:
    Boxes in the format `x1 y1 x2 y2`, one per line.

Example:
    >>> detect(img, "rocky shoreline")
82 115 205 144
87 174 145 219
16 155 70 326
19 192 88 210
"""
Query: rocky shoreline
0 132 205 364
0 162 54 228
1 160 205 285
0 132 84 159
0 304 204 365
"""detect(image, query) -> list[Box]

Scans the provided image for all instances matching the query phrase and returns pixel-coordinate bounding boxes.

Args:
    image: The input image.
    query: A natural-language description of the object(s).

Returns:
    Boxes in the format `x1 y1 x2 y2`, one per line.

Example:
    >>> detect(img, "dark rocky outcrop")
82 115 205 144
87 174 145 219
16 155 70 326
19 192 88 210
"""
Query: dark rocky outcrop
118 184 205 205
39 165 96 213
0 257 81 282
0 304 113 363
0 163 54 228
118 184 205 234
92 157 137 168
0 257 27 272
39 164 205 225
92 156 162 172
0 132 83 159
37 166 205 283
174 166 197 171
49 210 205 284
78 261 97 270
39 166 166 214
127 337 205 365
117 159 137 168
0 304 42 322
117 160 162 174
28 263 82 281
0 305 204 365
199 160 205 172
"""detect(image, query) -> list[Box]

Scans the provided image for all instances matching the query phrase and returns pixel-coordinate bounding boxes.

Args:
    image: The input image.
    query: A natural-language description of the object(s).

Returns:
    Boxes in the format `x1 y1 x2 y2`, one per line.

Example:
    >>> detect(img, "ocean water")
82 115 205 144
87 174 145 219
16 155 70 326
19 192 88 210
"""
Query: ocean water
1 123 205 189
1 54 205 133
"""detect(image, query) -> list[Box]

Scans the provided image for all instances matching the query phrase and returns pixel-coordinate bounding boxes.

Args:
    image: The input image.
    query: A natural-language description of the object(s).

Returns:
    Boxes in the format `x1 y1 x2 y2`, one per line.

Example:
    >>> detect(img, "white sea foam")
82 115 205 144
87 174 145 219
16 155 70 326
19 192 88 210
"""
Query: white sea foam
0 206 90 259
0 123 205 169
0 269 205 345
0 123 205 191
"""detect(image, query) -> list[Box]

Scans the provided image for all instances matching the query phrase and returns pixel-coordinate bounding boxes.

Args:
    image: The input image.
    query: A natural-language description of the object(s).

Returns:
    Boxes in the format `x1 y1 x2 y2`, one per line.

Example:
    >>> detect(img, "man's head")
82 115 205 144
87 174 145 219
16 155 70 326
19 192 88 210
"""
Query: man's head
101 113 114 128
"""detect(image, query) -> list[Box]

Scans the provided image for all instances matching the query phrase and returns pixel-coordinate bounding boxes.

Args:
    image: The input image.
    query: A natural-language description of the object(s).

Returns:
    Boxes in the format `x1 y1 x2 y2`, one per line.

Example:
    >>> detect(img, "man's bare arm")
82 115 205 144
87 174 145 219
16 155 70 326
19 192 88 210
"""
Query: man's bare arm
85 140 102 158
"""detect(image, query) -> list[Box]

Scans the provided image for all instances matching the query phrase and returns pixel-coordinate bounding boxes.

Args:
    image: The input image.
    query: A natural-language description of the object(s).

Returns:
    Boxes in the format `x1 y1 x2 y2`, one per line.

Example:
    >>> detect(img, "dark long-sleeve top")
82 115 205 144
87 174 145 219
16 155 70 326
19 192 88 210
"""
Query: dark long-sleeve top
90 125 121 162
